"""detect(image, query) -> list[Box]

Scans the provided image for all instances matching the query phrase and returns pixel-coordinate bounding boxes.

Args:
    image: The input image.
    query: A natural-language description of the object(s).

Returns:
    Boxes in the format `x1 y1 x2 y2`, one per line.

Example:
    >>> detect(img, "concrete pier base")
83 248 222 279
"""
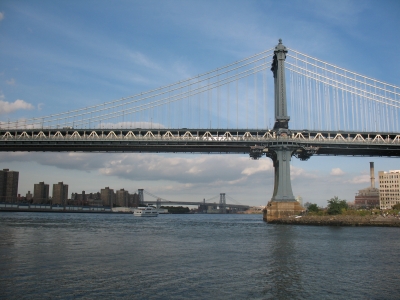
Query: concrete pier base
263 201 305 222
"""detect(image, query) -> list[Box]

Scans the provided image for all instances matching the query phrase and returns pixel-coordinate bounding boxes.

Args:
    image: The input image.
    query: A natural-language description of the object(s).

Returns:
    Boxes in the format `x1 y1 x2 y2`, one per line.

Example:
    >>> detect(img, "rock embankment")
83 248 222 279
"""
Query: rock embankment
269 215 400 227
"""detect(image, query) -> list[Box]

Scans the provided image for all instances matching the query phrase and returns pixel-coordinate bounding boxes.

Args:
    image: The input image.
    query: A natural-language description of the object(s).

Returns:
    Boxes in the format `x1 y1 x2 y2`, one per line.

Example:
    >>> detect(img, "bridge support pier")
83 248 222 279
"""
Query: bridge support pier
263 146 304 222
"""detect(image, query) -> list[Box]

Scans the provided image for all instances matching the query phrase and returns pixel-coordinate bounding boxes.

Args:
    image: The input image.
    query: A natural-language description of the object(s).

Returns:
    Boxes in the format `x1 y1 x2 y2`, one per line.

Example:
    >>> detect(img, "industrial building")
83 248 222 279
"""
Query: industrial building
354 162 380 208
379 170 400 210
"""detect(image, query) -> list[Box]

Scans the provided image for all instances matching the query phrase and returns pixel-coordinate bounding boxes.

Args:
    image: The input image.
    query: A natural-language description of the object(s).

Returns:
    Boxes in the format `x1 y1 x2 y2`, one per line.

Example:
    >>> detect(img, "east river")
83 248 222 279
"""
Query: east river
1 212 399 299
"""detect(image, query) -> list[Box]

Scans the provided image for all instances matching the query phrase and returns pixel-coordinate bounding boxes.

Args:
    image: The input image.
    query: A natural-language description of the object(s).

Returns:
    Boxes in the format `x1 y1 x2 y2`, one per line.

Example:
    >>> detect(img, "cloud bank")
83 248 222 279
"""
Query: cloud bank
0 152 274 187
330 168 345 176
0 99 34 114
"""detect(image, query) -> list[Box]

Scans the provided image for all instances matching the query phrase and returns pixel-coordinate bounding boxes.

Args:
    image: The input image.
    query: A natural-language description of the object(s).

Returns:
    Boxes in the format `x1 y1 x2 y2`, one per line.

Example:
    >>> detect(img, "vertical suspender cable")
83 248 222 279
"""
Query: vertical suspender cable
289 70 294 129
344 72 348 131
305 59 310 129
246 76 248 129
355 76 359 131
255 71 258 129
217 73 220 129
236 78 239 129
188 82 191 128
208 78 211 129
299 71 303 129
384 84 389 132
395 88 399 132
227 82 230 129
341 80 345 131
263 63 267 129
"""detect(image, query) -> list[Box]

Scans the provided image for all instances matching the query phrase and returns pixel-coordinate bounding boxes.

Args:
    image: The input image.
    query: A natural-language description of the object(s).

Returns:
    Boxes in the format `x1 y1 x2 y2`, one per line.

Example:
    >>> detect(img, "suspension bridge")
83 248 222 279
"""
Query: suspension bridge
1 39 399 220
140 189 249 212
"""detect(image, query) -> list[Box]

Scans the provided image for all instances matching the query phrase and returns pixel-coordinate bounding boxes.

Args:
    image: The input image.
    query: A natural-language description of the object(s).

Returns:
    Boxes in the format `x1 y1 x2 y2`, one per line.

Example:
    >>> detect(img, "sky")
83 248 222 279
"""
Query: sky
0 0 400 207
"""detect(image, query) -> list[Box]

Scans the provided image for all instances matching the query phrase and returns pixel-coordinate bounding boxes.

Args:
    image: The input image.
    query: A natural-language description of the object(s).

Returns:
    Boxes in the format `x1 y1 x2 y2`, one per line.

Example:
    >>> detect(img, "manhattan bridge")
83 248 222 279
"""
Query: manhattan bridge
1 40 399 215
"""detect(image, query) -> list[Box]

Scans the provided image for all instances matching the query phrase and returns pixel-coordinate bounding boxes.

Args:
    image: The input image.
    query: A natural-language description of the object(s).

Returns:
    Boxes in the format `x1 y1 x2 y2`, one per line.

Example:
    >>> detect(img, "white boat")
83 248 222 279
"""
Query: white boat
133 206 159 217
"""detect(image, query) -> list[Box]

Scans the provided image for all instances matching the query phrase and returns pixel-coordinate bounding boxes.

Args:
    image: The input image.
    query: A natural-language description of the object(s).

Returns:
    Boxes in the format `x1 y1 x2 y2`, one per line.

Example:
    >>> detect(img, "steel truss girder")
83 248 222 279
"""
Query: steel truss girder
0 128 399 157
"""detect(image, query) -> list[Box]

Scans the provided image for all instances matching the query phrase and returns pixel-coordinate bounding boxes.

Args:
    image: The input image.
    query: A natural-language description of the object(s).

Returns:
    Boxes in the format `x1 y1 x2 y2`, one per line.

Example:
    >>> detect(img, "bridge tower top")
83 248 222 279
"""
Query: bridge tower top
138 189 144 204
271 39 290 130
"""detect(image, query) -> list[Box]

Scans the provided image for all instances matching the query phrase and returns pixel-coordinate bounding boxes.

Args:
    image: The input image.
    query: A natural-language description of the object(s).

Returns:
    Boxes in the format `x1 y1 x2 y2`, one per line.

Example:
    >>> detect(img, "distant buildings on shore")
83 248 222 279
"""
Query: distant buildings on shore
0 169 19 202
0 169 140 208
379 170 400 210
354 162 400 210
1 164 400 209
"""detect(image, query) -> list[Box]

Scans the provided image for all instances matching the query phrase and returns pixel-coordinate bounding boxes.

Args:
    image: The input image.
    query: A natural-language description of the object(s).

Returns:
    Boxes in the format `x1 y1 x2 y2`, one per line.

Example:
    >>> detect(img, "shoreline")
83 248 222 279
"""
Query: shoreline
0 208 128 214
269 215 400 227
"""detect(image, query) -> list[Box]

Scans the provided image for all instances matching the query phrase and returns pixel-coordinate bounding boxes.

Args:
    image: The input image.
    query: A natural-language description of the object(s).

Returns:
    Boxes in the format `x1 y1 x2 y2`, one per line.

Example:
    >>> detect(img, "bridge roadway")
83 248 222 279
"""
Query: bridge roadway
142 200 249 209
1 128 400 157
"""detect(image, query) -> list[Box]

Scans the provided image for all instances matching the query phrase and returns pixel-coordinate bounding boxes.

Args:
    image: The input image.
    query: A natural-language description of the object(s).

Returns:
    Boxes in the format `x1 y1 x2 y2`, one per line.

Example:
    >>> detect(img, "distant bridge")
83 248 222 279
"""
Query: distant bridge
140 190 250 212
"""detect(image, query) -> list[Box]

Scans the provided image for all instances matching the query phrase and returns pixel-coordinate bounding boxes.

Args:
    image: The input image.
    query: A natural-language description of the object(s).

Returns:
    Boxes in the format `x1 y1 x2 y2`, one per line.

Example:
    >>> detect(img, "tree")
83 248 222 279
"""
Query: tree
307 203 320 213
303 202 312 209
327 196 348 215
392 203 400 210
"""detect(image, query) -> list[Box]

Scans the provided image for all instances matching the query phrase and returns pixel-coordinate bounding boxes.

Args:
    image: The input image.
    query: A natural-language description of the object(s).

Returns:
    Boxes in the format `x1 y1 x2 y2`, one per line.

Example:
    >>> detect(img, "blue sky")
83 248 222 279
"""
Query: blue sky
0 0 400 207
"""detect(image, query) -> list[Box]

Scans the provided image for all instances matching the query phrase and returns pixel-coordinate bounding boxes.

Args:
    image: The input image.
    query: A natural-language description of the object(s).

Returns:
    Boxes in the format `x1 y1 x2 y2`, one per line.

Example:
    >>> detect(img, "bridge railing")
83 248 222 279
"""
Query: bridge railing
1 129 400 145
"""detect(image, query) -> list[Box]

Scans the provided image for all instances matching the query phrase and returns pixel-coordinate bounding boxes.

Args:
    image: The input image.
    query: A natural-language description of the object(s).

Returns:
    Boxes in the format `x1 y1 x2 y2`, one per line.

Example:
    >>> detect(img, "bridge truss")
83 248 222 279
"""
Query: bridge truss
1 128 399 158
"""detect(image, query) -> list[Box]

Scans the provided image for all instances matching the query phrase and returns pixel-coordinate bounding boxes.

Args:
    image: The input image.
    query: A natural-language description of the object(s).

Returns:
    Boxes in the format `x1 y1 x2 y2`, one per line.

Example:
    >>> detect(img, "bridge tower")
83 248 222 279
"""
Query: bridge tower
263 39 304 222
219 193 226 214
271 39 289 130
156 198 161 209
138 189 144 205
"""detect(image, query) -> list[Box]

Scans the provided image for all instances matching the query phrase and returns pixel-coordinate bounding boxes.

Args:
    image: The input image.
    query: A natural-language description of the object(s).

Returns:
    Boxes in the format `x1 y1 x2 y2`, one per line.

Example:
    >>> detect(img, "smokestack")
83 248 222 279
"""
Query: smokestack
370 162 375 189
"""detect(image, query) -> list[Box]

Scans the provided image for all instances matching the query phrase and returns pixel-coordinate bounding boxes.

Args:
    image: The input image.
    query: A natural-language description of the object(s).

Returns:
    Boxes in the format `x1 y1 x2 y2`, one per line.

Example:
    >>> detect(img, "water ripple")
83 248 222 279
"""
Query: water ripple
1 212 399 299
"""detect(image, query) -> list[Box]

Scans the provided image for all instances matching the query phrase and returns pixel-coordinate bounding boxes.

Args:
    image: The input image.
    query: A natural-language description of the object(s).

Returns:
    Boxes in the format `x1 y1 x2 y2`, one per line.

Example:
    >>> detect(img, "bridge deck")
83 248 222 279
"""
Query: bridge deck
1 128 400 157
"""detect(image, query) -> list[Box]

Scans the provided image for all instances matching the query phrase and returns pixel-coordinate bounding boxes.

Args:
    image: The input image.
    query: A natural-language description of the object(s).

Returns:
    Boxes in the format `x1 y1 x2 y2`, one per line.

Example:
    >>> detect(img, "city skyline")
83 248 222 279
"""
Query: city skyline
3 159 391 208
1 1 400 207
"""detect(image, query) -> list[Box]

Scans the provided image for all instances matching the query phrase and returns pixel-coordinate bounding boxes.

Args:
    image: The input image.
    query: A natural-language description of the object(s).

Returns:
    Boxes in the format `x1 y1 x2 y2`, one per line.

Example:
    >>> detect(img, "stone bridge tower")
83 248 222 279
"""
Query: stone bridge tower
263 39 304 222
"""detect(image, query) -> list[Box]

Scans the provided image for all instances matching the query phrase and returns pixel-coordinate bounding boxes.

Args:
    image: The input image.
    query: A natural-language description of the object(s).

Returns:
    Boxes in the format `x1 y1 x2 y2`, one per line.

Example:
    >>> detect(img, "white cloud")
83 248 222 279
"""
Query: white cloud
0 99 34 114
99 121 165 129
6 78 15 85
347 175 370 184
242 160 272 176
330 168 345 176
128 51 161 71
97 154 253 184
291 165 319 180
0 12 4 22
306 0 368 26
0 152 272 188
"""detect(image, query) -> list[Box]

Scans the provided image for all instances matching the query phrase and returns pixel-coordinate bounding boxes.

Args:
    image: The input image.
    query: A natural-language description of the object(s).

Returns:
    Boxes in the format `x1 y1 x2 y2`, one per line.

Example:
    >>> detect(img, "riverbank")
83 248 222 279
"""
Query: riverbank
269 214 400 227
0 208 127 214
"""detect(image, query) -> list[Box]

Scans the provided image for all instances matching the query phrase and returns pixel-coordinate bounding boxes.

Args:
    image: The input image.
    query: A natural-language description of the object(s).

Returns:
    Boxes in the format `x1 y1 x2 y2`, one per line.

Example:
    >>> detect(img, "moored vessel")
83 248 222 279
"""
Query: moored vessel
133 206 159 217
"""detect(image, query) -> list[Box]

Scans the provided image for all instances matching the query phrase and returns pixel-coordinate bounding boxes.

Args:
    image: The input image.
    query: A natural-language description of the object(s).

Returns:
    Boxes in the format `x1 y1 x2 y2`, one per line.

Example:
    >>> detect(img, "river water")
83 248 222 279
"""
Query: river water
0 212 399 299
